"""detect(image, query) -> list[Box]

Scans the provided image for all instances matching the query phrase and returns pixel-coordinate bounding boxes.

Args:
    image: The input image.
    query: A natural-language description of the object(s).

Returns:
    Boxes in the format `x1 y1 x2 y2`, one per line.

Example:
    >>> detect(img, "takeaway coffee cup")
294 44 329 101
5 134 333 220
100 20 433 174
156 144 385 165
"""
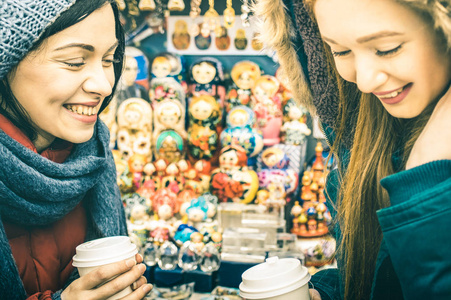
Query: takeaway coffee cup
72 236 138 300
239 256 311 300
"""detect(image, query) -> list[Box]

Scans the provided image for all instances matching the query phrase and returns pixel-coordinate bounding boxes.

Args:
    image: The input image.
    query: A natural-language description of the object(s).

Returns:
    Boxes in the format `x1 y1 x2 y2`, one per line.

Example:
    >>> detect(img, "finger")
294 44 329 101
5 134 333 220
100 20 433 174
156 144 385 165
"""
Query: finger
95 263 147 298
82 258 137 290
119 283 153 300
131 276 148 290
135 253 143 264
309 288 322 300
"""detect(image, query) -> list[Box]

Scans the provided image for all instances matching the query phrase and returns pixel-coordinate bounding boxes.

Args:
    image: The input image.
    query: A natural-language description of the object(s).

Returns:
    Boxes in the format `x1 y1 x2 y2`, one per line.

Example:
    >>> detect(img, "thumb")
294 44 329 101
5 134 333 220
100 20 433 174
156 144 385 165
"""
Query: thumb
309 288 322 300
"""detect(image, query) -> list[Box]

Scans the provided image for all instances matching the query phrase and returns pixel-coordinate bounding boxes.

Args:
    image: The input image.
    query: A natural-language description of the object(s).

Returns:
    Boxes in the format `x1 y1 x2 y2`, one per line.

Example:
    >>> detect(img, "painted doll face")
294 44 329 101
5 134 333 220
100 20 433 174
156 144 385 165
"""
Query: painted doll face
159 103 181 127
237 72 255 90
192 62 216 84
229 110 248 126
220 150 238 170
123 55 139 86
191 99 213 120
152 57 172 78
315 0 451 118
8 4 117 149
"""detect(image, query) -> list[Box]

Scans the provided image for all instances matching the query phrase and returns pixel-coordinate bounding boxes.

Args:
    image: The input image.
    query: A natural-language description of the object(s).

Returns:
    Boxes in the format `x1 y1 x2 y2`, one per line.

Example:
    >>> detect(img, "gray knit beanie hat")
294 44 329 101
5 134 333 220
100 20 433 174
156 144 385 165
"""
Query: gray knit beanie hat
0 0 77 80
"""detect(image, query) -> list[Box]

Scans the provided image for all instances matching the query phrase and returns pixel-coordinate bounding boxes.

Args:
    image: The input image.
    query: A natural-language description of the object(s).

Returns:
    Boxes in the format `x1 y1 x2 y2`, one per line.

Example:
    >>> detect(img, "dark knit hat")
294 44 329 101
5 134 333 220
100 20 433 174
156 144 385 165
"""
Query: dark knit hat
0 0 77 79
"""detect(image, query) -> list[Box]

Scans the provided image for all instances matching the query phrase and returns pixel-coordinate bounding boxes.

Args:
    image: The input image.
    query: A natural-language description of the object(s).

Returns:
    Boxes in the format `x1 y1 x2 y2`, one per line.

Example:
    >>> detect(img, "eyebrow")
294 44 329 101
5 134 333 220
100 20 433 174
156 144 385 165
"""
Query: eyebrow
54 40 119 53
322 31 403 45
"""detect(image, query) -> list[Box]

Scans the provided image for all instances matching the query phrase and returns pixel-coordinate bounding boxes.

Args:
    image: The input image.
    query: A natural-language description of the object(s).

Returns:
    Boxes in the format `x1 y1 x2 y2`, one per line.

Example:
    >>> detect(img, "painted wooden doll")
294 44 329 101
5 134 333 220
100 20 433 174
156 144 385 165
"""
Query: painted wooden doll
226 61 261 112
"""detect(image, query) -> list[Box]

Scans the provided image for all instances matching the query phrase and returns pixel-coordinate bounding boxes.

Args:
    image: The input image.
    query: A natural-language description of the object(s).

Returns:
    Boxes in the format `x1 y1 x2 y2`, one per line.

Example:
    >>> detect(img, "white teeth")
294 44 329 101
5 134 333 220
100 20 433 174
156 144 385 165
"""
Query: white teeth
379 87 404 99
66 104 98 116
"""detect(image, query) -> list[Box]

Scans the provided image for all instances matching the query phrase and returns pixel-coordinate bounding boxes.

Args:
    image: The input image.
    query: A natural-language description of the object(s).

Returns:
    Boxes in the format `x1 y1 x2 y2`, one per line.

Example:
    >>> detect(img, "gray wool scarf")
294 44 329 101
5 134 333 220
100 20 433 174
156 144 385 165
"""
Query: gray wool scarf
0 120 127 299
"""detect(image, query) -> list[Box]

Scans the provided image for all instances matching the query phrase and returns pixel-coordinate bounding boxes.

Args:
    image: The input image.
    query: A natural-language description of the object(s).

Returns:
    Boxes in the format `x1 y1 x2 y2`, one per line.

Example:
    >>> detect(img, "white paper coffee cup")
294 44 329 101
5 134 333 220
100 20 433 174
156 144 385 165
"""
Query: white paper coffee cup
239 256 311 300
72 236 138 300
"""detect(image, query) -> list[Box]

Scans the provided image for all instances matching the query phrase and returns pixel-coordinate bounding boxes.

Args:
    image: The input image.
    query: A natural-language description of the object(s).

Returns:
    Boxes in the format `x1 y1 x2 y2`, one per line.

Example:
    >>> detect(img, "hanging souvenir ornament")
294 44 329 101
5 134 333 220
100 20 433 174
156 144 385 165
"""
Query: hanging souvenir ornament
168 0 185 11
116 0 126 11
241 0 251 27
204 0 220 33
138 0 156 11
223 0 235 29
189 0 202 36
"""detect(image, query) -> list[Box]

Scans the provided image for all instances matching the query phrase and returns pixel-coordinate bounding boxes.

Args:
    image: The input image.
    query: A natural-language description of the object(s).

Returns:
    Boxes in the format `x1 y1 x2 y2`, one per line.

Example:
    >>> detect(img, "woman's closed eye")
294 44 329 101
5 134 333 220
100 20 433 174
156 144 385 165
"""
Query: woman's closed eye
375 44 403 56
331 49 351 57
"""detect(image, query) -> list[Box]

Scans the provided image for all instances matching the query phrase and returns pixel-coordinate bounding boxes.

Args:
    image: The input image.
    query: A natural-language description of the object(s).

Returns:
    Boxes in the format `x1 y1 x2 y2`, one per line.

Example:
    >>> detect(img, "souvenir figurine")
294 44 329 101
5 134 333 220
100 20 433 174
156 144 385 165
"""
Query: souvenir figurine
154 130 185 163
234 29 248 50
257 147 298 195
128 203 151 247
153 188 178 221
116 98 153 160
194 160 212 194
153 99 187 141
220 106 264 164
139 0 156 10
186 196 209 225
168 0 185 11
252 75 283 146
172 20 191 50
188 58 226 107
194 22 212 50
128 153 149 189
215 26 231 51
187 95 222 160
117 55 150 107
136 179 156 209
210 145 259 203
226 61 261 112
281 104 311 146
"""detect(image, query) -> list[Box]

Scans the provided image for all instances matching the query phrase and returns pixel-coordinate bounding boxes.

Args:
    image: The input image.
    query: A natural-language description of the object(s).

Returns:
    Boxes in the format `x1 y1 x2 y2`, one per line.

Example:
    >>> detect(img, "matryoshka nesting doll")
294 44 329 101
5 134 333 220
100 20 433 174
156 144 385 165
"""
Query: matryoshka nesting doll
226 61 261 112
172 20 190 50
220 106 264 165
116 55 150 107
188 57 226 108
154 129 185 164
251 75 283 146
210 145 259 204
149 54 186 107
116 98 153 160
188 95 222 160
153 99 187 142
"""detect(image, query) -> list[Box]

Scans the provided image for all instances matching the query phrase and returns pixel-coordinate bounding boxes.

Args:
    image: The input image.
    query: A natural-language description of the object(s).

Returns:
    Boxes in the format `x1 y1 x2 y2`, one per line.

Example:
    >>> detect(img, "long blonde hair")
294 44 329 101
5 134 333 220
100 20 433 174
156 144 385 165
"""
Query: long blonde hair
319 2 450 298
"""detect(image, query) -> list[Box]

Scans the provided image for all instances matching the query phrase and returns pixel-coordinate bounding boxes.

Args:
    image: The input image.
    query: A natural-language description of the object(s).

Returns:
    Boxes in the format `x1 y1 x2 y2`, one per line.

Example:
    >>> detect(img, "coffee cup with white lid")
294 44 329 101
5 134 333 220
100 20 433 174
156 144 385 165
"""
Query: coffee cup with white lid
239 256 311 300
72 236 138 300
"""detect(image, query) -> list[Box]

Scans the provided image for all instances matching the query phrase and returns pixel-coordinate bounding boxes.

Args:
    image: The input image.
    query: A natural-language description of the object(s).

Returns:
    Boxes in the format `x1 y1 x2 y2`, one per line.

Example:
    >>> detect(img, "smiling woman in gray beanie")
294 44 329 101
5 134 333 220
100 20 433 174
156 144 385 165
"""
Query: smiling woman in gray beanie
256 0 451 299
0 0 152 299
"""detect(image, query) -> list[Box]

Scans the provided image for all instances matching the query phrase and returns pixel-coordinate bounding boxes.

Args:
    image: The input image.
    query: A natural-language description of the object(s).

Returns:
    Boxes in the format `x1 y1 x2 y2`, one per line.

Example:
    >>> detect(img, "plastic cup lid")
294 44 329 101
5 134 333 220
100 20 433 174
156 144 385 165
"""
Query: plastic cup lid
72 236 137 268
239 256 311 299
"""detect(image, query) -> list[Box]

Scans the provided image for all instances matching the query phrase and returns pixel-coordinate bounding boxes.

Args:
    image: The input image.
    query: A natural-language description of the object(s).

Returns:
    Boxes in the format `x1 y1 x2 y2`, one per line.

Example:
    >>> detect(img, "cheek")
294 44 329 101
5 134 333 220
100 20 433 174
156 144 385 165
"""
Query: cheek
334 60 356 83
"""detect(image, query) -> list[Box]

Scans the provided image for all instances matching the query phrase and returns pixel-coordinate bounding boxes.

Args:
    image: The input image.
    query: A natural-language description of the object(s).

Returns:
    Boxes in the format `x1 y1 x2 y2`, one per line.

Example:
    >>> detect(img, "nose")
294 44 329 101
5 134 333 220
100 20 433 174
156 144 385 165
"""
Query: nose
354 56 388 94
82 63 114 98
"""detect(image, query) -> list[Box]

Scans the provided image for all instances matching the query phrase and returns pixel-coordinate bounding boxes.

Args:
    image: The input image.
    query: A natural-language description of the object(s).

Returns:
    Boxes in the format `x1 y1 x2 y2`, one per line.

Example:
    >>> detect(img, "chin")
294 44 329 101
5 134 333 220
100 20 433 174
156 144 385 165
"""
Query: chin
62 129 95 144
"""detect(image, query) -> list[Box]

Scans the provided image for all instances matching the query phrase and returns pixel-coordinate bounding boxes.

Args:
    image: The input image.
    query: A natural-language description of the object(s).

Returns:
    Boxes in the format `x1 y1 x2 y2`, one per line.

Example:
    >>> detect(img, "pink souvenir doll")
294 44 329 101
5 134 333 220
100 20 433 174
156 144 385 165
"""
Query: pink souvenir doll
188 58 226 108
251 75 283 146
128 153 149 189
226 61 261 112
152 188 178 221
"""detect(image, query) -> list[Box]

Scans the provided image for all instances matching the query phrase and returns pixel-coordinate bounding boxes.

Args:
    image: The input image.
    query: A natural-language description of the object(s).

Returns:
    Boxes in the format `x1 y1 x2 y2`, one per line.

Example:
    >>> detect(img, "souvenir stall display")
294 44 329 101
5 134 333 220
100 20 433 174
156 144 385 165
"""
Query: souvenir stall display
104 0 335 297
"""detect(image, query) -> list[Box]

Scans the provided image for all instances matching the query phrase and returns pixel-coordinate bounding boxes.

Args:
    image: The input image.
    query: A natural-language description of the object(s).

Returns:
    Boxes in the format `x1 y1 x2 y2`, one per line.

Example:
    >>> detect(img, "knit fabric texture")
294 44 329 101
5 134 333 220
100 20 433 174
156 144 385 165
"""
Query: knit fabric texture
0 120 127 299
0 0 77 79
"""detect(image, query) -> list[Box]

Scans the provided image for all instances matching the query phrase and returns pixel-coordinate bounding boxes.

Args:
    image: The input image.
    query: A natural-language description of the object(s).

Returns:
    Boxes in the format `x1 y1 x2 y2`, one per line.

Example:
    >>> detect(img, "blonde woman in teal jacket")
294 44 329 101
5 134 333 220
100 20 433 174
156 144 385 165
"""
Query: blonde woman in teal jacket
256 0 451 299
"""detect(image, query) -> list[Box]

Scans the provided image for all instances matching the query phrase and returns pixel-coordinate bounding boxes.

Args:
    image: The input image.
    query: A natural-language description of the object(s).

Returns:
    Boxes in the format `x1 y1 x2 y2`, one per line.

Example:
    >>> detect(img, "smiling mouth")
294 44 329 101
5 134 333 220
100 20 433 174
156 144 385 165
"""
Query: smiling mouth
376 83 412 99
64 104 99 116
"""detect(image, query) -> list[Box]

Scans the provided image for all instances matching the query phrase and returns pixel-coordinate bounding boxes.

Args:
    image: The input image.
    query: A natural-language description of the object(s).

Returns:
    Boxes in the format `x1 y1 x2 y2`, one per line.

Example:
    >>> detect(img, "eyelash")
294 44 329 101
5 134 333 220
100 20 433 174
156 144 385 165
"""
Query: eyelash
331 44 403 57
63 58 120 68
376 44 402 56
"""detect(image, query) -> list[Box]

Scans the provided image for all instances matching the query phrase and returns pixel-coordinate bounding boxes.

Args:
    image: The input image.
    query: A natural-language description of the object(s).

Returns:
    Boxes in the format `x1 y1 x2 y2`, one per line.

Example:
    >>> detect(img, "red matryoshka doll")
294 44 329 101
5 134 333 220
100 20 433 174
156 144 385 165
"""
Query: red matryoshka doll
188 58 226 108
128 153 149 189
187 95 222 160
226 61 261 112
152 188 178 221
210 145 259 203
251 75 283 146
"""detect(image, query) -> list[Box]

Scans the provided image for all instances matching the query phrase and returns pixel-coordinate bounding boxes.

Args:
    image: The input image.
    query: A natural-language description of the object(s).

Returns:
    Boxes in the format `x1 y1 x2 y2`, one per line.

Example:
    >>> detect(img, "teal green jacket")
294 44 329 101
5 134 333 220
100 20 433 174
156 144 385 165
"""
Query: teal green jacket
310 125 451 300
